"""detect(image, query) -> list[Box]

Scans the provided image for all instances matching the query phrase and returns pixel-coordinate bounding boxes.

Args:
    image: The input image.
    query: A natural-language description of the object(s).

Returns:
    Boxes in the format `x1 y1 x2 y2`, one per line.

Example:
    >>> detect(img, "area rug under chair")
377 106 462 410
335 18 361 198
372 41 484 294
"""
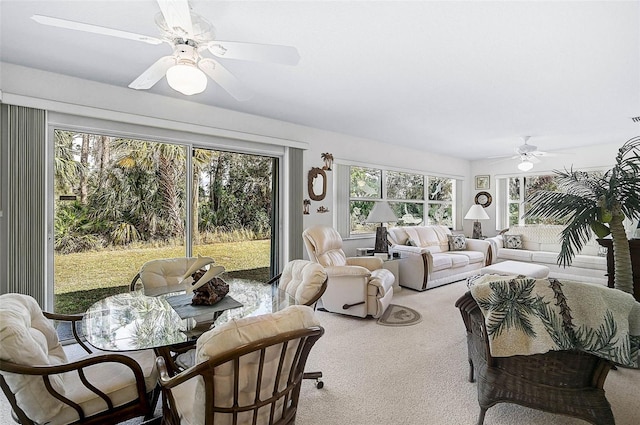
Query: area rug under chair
376 304 422 326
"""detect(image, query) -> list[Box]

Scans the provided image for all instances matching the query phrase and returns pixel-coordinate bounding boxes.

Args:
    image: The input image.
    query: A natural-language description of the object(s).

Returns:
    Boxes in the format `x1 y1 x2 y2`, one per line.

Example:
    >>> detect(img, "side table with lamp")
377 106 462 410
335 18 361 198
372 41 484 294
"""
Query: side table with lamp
365 201 398 254
465 204 490 239
365 201 402 291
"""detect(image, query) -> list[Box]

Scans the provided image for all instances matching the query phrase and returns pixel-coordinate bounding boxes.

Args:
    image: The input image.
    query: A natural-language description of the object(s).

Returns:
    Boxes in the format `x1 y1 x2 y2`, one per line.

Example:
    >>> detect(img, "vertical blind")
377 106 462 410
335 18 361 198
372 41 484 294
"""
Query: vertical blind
287 147 304 261
1 104 47 306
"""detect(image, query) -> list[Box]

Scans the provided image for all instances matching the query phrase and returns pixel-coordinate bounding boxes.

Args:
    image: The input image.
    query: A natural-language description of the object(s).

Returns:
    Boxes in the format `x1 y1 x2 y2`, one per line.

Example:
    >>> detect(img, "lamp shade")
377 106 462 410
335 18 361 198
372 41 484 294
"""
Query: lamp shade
464 204 490 220
166 63 208 95
366 201 398 223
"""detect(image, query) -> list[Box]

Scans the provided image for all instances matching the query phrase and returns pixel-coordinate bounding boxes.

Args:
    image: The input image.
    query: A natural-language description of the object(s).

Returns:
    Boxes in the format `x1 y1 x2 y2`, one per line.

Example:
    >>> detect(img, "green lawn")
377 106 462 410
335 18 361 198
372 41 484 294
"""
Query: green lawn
54 240 270 313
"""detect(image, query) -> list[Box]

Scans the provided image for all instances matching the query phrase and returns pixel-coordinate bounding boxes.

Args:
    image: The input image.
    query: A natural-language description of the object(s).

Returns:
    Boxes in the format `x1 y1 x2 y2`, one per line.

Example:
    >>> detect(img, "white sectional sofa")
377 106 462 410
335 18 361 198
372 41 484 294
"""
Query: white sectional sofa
387 225 492 291
486 225 608 285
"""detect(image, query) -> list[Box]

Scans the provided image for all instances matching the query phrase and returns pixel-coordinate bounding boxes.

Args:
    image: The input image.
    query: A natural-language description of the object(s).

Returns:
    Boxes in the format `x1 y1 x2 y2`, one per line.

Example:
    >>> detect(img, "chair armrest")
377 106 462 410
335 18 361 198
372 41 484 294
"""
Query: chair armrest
390 245 428 255
43 311 93 354
485 236 503 264
0 353 151 419
325 265 371 278
464 238 492 266
346 256 383 271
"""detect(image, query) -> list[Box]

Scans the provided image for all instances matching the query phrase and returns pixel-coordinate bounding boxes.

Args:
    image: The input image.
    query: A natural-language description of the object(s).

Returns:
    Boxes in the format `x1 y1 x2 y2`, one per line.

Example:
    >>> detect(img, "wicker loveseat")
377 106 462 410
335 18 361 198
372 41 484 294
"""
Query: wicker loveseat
455 291 615 425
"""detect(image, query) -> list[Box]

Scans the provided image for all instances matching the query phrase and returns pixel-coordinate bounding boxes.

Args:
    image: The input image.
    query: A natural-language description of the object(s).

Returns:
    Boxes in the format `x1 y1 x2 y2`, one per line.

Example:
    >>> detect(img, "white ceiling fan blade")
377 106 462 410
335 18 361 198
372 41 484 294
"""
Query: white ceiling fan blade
156 0 194 38
31 15 163 45
198 58 252 101
129 56 175 90
208 41 300 66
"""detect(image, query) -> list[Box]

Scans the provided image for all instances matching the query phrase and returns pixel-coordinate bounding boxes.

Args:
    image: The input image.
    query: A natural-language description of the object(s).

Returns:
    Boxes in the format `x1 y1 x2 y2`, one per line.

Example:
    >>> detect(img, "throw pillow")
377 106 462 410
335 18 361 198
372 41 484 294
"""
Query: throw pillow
447 234 467 251
503 234 523 249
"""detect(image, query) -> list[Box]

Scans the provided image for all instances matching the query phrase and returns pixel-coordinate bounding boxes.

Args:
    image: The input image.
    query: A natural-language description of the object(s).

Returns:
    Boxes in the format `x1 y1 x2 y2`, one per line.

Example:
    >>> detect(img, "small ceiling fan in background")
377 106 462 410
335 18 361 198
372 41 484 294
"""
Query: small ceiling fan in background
489 136 553 171
31 0 300 100
513 136 550 171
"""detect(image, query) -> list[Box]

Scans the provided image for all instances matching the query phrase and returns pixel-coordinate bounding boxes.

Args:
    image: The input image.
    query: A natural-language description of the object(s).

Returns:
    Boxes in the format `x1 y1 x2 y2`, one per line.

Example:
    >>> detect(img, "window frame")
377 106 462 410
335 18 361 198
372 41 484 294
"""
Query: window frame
344 164 459 238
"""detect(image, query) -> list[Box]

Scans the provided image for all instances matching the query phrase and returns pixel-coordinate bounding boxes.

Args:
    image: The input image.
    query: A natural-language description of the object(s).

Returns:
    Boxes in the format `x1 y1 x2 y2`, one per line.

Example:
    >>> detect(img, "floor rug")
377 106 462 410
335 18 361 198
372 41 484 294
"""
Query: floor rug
377 304 423 326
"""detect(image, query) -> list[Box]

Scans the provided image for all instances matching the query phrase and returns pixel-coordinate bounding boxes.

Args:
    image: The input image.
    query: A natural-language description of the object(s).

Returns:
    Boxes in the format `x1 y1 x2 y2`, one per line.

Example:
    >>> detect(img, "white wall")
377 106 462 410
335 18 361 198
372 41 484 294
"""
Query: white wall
3 63 624 255
0 63 471 257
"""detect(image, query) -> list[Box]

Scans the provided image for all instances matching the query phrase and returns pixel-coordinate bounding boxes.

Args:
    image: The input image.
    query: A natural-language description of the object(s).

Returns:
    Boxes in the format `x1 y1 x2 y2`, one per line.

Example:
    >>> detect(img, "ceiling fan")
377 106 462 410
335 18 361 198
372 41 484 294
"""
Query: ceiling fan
488 136 551 171
513 136 551 171
31 0 300 100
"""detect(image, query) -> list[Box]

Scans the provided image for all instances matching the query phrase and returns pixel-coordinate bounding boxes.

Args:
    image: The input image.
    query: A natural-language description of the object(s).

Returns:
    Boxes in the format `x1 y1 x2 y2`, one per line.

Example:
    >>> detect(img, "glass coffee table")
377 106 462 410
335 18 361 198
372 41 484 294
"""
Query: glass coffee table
82 276 294 353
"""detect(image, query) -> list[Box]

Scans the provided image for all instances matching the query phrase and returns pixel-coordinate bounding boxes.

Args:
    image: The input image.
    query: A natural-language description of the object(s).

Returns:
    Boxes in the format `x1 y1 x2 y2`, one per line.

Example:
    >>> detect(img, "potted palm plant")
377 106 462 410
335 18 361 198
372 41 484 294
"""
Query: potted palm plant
524 136 640 296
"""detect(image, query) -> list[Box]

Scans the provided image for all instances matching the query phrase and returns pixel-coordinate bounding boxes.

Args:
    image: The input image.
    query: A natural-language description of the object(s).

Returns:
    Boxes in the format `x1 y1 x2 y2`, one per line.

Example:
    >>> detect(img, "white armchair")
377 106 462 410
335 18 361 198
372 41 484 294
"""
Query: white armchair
302 225 395 318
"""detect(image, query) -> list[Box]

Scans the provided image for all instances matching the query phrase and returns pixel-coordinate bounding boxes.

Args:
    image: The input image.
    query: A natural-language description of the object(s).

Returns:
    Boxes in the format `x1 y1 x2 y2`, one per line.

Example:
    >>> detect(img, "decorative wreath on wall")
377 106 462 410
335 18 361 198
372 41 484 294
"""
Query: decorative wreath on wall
474 191 492 208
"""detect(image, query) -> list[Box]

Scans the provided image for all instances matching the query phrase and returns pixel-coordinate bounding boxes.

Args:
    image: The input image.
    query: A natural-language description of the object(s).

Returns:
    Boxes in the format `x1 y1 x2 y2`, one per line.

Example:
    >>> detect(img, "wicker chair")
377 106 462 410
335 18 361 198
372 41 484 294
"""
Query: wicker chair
0 293 159 425
156 305 324 425
455 291 615 425
266 259 328 388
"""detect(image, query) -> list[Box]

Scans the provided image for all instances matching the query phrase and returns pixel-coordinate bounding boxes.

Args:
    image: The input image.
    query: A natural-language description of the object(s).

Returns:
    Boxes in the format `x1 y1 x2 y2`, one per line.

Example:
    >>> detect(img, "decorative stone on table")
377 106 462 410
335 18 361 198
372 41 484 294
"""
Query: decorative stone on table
191 269 229 306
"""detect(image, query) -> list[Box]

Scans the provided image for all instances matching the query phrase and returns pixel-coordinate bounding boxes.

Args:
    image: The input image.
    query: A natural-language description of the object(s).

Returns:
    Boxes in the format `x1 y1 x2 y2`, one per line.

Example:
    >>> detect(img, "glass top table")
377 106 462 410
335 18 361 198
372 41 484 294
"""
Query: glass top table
82 277 293 352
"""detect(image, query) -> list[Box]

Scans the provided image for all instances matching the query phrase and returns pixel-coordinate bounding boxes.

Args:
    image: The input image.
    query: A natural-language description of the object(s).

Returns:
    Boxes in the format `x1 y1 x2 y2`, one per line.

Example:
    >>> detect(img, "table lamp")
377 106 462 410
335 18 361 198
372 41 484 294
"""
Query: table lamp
366 201 398 253
465 204 490 239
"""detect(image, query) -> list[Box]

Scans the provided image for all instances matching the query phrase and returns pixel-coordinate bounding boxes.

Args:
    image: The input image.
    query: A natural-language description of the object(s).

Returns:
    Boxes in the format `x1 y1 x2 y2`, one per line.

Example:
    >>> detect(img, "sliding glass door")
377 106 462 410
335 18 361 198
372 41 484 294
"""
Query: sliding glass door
52 130 275 313
191 147 273 282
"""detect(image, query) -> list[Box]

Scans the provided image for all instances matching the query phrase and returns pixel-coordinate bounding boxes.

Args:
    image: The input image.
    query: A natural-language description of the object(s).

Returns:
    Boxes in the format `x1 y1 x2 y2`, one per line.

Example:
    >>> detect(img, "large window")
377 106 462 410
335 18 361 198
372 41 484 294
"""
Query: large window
498 173 606 228
349 166 455 235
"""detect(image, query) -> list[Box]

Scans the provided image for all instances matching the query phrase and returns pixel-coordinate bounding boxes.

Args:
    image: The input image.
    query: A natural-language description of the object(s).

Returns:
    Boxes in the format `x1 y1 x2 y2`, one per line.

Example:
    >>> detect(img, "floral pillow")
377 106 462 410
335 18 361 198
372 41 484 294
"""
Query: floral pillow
447 234 467 251
503 234 523 249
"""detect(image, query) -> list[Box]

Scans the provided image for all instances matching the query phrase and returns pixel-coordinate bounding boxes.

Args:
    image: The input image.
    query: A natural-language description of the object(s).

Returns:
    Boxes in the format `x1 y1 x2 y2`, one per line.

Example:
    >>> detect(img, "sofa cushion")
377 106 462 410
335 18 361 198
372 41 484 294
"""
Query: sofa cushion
431 254 453 272
530 251 559 265
449 250 485 265
400 226 450 252
448 234 467 251
448 254 470 268
503 234 523 249
498 248 534 262
571 254 608 271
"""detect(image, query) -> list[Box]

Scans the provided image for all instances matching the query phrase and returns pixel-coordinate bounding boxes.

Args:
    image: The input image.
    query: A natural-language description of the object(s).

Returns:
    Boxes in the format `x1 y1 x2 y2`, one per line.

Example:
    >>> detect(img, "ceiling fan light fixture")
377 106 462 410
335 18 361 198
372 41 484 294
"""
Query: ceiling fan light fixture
518 159 534 172
166 62 207 95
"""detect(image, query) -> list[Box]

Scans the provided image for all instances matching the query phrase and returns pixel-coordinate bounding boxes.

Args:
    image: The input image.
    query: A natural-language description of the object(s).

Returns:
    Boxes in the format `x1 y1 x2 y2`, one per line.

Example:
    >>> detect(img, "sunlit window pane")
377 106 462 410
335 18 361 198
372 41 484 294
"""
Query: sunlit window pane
350 167 381 198
428 177 453 201
387 172 424 200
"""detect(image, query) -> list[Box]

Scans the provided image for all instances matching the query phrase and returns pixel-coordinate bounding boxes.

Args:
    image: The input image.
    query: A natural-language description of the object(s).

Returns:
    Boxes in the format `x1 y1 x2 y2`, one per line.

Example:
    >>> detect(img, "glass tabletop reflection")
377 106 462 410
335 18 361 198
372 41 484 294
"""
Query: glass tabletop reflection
82 277 293 352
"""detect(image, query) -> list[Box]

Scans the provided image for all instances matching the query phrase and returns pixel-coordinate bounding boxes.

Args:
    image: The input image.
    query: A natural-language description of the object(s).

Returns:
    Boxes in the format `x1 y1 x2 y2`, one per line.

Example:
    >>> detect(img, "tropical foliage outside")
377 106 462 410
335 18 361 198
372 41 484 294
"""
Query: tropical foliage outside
349 166 455 234
54 130 274 312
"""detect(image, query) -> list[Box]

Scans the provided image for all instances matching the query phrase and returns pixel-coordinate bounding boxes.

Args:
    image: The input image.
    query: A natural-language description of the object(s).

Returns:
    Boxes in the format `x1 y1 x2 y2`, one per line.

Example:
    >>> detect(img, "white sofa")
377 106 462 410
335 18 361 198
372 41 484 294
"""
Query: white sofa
486 225 608 285
387 225 492 291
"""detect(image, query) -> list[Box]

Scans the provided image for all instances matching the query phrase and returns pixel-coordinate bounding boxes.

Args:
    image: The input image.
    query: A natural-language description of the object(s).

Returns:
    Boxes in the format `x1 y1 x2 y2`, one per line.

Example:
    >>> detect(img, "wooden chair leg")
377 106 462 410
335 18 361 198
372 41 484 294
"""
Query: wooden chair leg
477 407 487 425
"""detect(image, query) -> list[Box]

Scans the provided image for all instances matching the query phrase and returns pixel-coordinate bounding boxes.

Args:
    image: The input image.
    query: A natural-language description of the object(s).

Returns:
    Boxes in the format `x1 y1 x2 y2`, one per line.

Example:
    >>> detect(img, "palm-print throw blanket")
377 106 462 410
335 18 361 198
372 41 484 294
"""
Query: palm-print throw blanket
467 274 640 368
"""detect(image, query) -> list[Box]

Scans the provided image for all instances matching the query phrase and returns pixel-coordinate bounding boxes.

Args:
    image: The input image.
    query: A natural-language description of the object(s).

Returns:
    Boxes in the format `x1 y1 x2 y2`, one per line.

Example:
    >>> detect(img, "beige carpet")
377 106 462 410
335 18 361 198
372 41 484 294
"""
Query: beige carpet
2 280 638 424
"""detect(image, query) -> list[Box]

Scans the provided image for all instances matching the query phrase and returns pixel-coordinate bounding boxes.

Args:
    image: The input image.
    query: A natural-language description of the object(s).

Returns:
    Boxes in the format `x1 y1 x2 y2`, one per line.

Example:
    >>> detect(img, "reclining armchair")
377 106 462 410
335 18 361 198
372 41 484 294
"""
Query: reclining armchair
302 225 394 318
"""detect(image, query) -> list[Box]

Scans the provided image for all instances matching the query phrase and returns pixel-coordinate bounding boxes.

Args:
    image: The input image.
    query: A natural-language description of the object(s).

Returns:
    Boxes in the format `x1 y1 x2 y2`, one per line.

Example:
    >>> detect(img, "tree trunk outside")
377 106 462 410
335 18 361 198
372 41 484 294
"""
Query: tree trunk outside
79 134 90 204
192 163 200 244
610 214 634 294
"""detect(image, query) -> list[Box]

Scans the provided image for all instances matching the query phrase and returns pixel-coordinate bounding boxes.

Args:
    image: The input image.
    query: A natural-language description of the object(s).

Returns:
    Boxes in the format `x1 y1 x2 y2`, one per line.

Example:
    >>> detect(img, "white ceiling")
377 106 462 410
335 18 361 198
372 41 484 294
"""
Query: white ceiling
1 1 638 160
